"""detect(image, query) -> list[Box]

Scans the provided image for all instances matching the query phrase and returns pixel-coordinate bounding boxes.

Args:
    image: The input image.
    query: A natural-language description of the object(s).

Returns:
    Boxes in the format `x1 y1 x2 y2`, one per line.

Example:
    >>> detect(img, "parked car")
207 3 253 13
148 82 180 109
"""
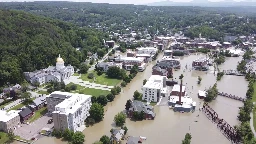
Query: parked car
48 119 53 124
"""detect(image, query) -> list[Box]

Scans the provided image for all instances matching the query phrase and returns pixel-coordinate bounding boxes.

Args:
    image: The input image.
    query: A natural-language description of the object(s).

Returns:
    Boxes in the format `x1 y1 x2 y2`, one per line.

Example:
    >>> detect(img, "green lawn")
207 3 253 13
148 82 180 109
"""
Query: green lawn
73 73 80 76
77 87 110 97
37 90 49 95
79 71 121 86
252 83 256 130
67 83 111 97
0 100 13 109
7 103 26 112
7 98 36 112
0 132 9 144
28 107 48 123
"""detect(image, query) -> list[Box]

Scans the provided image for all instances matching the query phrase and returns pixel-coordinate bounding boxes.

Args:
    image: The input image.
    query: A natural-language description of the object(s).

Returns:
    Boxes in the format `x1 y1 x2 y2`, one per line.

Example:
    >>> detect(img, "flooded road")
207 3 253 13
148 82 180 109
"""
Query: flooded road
28 53 247 144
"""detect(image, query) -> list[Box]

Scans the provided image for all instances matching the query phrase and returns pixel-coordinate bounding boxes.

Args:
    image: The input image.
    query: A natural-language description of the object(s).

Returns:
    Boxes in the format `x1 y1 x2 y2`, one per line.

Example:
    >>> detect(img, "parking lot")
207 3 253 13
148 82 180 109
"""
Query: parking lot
13 115 53 140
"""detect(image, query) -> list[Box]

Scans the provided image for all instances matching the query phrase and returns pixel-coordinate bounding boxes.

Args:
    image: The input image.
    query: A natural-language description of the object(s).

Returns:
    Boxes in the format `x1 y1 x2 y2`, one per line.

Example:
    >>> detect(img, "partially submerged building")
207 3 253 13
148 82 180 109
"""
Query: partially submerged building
142 75 167 102
46 91 92 132
128 100 155 120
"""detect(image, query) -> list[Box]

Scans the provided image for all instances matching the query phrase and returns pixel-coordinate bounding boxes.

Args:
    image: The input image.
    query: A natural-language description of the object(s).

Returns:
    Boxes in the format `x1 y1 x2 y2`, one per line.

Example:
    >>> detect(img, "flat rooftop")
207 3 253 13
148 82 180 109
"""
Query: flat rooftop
172 84 186 92
0 110 21 122
53 92 91 115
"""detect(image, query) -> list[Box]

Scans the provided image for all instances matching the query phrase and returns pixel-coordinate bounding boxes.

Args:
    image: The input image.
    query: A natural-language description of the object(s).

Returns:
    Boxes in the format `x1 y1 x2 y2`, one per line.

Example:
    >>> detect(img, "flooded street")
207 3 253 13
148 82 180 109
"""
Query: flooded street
30 53 247 144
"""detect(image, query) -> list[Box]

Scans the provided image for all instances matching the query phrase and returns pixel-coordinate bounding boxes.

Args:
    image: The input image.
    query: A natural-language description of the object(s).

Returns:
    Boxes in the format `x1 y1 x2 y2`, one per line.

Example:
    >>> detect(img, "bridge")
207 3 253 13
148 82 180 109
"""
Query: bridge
202 103 240 143
218 92 245 102
222 70 245 76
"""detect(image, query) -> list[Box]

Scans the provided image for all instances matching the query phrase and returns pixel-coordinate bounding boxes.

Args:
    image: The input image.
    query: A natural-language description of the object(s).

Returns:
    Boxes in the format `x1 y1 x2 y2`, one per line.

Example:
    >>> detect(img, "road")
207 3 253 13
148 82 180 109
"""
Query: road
88 45 119 72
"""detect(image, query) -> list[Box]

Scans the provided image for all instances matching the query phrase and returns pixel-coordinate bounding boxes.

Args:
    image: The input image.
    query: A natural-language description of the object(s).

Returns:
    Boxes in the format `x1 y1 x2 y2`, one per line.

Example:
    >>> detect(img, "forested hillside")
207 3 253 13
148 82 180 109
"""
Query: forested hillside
1 2 256 39
0 9 109 87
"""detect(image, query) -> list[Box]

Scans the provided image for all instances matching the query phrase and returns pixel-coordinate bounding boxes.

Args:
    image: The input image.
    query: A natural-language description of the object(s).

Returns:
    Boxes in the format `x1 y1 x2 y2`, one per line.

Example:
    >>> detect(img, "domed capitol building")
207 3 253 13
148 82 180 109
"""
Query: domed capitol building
24 54 74 85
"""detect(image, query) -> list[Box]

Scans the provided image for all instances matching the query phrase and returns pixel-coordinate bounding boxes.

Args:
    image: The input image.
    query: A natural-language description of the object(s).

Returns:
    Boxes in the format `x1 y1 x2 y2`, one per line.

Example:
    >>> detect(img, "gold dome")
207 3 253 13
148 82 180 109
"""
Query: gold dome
56 54 64 63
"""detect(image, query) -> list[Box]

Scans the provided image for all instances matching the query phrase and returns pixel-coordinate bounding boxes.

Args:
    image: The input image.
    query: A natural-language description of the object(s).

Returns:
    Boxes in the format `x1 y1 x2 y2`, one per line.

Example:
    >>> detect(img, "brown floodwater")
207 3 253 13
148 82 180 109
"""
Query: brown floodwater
15 53 247 144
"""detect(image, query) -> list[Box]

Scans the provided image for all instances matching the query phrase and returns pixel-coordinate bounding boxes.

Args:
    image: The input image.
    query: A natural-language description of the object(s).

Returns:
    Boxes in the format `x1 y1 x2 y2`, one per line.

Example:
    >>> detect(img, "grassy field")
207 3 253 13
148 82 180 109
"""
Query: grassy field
79 71 121 86
7 103 26 112
0 100 13 109
77 87 110 97
28 107 48 123
37 90 49 95
0 132 9 144
7 98 36 112
73 73 80 76
253 83 256 130
67 83 111 97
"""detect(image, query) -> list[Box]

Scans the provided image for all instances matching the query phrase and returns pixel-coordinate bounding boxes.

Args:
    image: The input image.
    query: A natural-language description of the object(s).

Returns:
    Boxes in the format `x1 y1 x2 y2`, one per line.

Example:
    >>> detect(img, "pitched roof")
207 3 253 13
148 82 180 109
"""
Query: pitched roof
127 136 142 144
112 129 125 141
19 107 32 118
33 96 46 106
129 100 155 117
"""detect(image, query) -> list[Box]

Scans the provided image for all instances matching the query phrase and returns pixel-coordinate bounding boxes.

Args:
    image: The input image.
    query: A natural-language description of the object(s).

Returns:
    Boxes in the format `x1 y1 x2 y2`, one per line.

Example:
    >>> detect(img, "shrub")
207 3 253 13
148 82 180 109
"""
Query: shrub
88 73 94 79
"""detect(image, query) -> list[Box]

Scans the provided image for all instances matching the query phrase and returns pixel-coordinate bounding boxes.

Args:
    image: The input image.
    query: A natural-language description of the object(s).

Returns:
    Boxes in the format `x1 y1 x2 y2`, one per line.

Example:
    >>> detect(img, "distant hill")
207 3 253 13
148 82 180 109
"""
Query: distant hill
147 0 256 7
0 9 108 86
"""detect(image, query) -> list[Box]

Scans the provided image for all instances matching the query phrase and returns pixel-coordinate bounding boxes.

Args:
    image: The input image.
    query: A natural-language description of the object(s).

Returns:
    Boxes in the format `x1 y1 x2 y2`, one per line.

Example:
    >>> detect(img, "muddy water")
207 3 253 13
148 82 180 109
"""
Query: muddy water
28 53 247 144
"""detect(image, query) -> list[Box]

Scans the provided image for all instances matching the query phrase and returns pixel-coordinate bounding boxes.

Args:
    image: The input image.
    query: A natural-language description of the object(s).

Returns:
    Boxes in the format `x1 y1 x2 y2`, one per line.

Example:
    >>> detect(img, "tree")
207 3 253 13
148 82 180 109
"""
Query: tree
143 79 147 85
91 96 97 103
7 130 15 143
121 81 127 87
114 112 126 127
63 129 74 141
79 63 89 74
182 133 192 144
89 103 104 122
122 126 128 135
106 66 125 79
130 65 139 75
21 92 32 104
99 135 110 144
33 82 40 88
106 93 115 102
125 100 132 111
197 76 202 84
111 88 117 95
97 95 108 106
236 122 254 143
204 83 218 102
133 90 141 100
72 131 85 144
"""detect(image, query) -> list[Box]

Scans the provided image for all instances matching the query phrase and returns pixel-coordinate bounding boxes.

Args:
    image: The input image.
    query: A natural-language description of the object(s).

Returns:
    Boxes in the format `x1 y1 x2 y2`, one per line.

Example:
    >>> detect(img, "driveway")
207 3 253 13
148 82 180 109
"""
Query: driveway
13 115 53 140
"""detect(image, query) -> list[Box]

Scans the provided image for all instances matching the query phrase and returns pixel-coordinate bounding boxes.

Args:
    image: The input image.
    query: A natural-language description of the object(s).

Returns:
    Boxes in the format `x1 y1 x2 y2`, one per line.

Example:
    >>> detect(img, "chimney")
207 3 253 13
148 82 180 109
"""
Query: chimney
179 80 182 104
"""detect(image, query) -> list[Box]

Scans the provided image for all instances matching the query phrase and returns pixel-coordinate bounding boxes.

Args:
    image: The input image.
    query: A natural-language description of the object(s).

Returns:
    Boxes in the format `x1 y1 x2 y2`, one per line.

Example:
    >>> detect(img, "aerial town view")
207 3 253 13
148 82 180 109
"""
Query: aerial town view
0 0 256 144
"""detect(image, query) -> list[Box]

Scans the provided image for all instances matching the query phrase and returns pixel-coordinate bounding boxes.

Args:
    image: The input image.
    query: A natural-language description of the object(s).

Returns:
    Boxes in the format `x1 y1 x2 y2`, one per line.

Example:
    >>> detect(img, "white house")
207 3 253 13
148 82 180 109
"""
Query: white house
142 75 167 102
47 91 92 132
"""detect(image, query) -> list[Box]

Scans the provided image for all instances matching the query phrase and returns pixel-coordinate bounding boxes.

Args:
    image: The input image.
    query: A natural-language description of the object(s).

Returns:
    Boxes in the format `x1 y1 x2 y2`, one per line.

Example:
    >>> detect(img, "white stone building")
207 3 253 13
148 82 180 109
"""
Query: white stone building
142 75 167 102
46 91 92 132
136 47 158 56
24 55 74 85
0 110 21 132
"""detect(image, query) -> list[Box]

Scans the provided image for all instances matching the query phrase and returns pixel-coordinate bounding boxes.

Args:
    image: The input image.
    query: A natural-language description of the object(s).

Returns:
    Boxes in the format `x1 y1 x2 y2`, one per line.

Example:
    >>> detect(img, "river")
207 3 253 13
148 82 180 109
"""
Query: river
15 53 247 144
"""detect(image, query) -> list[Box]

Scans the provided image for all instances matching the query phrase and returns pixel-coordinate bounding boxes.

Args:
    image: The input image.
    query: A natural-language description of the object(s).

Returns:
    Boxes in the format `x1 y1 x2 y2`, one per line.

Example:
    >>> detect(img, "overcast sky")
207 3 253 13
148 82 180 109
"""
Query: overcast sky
0 0 247 5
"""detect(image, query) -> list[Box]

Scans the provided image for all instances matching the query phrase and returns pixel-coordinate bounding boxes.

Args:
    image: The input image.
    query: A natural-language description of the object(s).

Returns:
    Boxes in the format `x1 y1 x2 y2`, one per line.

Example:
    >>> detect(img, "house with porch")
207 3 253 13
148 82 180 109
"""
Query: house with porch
128 100 155 120
111 129 125 144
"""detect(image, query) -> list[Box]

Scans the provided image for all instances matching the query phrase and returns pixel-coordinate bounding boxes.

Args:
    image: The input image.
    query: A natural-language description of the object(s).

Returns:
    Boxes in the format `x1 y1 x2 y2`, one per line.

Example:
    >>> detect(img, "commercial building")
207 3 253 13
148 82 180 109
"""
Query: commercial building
0 110 21 132
136 47 158 56
96 62 122 72
46 91 92 132
192 57 209 70
171 84 186 96
142 75 167 102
